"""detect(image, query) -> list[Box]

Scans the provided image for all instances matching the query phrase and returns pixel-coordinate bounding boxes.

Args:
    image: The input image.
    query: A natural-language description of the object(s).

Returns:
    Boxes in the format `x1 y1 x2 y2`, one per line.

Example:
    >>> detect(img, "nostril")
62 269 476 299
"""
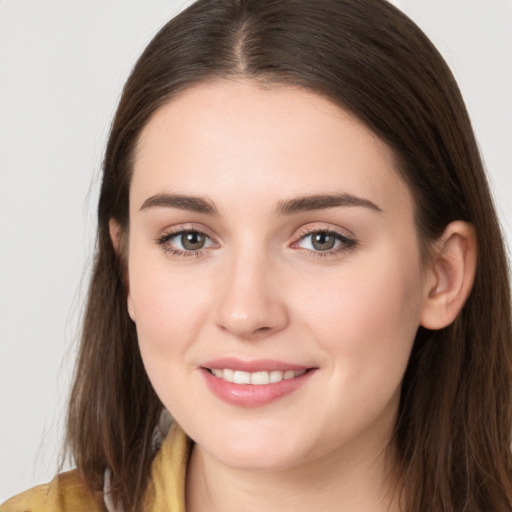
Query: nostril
255 326 272 333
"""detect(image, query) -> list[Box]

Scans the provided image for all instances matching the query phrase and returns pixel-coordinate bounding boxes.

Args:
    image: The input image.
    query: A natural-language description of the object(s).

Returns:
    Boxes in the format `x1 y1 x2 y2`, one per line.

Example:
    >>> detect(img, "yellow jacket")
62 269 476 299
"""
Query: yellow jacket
1 423 190 512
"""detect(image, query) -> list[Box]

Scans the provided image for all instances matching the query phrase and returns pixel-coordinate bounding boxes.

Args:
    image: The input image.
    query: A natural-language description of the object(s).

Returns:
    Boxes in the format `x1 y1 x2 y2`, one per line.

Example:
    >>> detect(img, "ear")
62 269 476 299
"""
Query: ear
109 218 122 253
109 219 136 322
420 221 477 330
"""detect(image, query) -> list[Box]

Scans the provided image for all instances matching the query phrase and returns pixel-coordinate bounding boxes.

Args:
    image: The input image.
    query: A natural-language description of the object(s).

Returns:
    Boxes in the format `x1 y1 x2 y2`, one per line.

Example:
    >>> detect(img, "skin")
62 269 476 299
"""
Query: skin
119 80 476 511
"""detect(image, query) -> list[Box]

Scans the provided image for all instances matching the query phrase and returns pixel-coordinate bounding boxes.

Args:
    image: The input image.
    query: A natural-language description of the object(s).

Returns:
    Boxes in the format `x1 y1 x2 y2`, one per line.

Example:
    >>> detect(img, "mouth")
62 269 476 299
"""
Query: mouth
199 359 316 407
206 368 308 385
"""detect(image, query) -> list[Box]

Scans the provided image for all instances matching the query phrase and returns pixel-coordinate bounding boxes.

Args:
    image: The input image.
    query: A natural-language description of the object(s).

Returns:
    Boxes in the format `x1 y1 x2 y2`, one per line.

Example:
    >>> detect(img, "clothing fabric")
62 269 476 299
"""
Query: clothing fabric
0 423 191 512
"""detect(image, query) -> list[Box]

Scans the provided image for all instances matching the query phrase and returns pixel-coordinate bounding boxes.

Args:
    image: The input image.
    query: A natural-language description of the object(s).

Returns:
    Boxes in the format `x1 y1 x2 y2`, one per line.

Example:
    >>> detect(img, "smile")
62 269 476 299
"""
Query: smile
208 368 307 385
200 360 315 407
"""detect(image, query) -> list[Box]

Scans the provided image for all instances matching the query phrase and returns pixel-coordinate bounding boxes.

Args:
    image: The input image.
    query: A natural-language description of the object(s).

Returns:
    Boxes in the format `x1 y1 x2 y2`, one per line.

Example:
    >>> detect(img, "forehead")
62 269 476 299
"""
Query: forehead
131 80 413 216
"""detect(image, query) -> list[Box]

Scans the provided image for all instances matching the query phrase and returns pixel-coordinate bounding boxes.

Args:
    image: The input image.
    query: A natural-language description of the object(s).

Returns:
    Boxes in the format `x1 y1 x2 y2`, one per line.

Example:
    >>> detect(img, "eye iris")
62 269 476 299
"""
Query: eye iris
312 232 336 251
181 232 205 250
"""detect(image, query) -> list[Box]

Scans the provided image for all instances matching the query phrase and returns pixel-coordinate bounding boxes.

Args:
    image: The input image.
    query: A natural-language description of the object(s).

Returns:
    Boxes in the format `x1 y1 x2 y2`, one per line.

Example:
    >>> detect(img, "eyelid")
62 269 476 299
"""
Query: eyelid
290 223 358 256
292 222 356 241
154 222 357 259
157 223 218 241
155 223 220 256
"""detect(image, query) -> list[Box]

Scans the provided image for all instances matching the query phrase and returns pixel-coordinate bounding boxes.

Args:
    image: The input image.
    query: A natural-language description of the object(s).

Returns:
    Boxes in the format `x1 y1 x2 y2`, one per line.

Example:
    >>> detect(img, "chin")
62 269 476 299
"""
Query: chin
196 422 313 472
213 445 305 472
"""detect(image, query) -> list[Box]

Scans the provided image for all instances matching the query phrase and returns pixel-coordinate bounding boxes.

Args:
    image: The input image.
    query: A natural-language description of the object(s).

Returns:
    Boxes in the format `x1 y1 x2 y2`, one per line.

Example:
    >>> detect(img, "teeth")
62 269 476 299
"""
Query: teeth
223 368 234 383
210 368 306 385
233 370 251 384
251 371 270 385
269 370 284 383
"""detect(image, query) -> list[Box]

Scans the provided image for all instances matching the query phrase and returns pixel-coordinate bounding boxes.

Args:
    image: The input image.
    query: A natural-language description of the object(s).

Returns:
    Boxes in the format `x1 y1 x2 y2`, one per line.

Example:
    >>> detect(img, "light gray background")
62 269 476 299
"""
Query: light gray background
1 0 511 502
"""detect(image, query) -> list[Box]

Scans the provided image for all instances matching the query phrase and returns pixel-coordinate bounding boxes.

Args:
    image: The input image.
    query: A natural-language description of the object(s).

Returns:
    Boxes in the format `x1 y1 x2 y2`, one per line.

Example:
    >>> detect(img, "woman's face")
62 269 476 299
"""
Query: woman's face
126 80 431 472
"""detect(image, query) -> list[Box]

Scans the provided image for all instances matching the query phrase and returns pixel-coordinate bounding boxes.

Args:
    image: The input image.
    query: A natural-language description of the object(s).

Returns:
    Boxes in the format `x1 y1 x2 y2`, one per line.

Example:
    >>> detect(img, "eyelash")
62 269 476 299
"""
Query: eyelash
156 227 358 259
293 229 357 258
156 228 215 258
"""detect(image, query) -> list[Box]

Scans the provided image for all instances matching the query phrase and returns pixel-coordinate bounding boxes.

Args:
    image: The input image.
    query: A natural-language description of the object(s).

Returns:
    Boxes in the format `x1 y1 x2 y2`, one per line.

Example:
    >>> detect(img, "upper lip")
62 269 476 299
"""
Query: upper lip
201 358 312 372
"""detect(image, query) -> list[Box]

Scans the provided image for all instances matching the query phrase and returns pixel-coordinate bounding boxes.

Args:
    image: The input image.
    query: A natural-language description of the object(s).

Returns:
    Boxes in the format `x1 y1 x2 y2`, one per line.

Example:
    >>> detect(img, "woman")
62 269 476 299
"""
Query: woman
2 0 511 511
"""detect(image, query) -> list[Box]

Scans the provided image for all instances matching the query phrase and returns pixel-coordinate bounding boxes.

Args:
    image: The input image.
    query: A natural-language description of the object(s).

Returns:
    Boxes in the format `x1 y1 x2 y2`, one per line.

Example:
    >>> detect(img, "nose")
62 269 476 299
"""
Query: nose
215 250 289 339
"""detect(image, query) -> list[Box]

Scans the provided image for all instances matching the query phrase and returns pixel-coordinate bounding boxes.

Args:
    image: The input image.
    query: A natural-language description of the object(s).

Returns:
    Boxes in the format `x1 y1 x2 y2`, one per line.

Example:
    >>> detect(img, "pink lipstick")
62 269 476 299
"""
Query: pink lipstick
200 358 316 407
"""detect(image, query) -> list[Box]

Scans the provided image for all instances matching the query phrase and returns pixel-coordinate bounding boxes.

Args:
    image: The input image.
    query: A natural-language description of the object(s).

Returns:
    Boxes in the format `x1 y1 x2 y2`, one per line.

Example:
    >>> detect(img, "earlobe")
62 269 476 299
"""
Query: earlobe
109 218 135 321
109 218 122 254
127 296 136 322
420 221 477 330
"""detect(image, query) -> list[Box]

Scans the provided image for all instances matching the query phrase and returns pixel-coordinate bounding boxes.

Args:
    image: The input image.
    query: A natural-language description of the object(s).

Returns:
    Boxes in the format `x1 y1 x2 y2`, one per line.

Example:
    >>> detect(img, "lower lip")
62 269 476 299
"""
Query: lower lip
201 368 315 407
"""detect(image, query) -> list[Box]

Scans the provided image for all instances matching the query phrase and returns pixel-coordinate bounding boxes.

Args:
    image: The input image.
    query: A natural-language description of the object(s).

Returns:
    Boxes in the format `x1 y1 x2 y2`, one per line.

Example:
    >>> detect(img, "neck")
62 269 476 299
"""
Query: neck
186 433 400 512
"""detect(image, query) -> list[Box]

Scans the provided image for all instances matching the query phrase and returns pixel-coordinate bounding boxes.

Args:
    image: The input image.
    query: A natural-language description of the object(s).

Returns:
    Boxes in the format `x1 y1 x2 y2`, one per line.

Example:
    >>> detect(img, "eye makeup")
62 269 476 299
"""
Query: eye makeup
155 222 358 260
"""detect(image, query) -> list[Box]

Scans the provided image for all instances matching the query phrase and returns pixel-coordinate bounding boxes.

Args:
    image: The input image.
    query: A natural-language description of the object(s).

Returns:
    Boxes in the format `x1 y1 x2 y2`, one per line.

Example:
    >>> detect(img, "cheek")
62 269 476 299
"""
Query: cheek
284 248 424 444
127 255 215 413
296 246 424 381
127 250 212 364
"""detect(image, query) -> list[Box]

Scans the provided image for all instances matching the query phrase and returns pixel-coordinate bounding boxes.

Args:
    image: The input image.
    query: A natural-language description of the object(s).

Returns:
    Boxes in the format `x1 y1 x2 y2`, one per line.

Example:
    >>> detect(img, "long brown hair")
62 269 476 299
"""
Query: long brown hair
65 1 512 510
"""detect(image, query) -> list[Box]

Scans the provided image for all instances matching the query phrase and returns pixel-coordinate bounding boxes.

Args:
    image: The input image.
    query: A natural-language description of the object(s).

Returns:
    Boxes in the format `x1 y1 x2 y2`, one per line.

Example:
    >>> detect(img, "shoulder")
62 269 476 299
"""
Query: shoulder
1 469 105 512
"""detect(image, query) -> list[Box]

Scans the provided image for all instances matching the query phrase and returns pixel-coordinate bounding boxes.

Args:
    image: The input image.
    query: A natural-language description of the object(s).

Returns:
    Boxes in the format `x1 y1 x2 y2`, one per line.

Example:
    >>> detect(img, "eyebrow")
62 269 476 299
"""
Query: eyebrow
276 193 382 215
139 192 382 216
140 193 218 215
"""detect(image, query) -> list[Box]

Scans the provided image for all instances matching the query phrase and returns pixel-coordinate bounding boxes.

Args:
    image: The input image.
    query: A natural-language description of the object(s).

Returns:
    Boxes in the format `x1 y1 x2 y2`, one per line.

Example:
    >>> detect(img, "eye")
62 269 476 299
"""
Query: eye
177 231 209 251
294 229 356 254
157 229 215 255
